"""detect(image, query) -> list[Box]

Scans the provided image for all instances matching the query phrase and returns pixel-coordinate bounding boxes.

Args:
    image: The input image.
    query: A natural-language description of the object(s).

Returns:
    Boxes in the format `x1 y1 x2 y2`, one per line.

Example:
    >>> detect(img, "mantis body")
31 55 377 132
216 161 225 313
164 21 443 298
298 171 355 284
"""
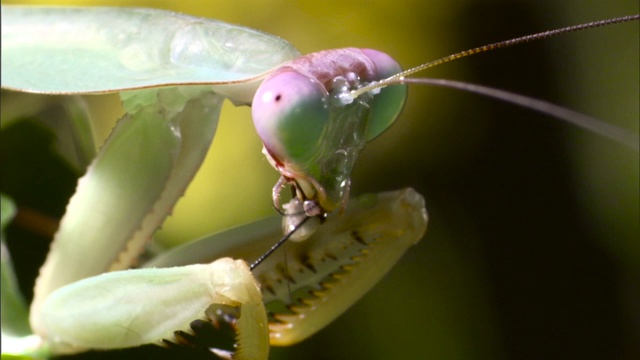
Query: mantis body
2 6 426 358
2 3 636 360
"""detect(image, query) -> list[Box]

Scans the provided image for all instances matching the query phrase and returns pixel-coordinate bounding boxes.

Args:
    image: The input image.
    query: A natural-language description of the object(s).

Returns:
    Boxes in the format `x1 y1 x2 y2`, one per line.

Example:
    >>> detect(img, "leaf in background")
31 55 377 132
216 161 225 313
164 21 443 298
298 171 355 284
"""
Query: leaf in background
1 194 31 337
2 91 97 174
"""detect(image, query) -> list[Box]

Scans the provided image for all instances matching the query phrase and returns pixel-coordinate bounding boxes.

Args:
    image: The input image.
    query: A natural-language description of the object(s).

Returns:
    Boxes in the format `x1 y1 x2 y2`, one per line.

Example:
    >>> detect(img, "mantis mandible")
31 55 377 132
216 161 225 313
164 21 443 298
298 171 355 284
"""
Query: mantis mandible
2 3 636 360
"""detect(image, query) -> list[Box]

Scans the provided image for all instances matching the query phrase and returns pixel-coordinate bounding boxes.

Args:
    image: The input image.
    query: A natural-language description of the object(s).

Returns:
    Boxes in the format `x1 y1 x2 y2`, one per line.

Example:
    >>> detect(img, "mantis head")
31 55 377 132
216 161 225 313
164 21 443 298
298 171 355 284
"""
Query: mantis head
251 48 407 226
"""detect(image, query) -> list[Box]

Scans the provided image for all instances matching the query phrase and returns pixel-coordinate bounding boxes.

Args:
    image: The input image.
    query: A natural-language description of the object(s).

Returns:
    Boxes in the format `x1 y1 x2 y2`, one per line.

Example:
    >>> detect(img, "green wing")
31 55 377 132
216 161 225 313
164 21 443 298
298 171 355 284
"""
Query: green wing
1 6 299 101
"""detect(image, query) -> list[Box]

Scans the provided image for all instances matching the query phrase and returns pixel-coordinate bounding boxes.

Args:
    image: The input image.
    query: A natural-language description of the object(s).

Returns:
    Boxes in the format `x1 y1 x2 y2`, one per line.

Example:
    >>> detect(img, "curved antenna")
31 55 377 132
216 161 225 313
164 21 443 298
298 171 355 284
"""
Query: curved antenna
250 216 312 271
354 15 639 96
402 78 639 151
348 15 639 149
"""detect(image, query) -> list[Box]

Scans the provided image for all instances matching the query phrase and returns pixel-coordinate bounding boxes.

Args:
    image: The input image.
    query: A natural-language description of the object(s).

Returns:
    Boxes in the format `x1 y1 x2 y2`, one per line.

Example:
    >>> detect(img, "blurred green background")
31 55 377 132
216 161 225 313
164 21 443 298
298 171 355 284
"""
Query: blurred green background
2 0 638 359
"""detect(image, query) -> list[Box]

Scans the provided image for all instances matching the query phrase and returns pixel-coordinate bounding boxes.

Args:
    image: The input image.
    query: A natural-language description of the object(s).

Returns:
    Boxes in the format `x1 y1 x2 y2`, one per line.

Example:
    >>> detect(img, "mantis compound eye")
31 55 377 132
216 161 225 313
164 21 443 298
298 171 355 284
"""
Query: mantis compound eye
359 49 407 140
252 70 330 169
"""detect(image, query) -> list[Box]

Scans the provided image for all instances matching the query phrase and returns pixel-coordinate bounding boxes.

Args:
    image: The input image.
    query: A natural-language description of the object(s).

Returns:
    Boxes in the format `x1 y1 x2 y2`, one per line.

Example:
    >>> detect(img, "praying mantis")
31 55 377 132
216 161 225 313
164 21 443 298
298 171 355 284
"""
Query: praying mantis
2 1 636 358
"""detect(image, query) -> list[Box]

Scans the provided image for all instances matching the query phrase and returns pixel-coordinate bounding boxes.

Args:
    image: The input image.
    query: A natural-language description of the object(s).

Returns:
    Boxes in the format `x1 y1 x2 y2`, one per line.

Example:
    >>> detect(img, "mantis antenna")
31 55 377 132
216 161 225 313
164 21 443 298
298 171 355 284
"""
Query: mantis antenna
400 77 639 151
351 14 640 150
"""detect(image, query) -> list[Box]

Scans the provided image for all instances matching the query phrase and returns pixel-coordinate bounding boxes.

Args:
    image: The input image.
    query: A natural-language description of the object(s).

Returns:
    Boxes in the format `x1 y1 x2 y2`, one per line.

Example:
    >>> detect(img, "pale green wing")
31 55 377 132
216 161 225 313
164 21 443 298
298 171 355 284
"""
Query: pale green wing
1 5 300 103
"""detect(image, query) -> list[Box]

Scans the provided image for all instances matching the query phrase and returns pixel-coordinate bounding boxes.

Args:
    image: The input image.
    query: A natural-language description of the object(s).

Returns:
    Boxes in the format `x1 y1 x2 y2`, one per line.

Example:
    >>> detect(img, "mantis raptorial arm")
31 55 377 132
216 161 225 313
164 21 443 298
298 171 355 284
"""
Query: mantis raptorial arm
38 258 268 358
29 86 225 339
147 188 428 346
36 188 426 358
